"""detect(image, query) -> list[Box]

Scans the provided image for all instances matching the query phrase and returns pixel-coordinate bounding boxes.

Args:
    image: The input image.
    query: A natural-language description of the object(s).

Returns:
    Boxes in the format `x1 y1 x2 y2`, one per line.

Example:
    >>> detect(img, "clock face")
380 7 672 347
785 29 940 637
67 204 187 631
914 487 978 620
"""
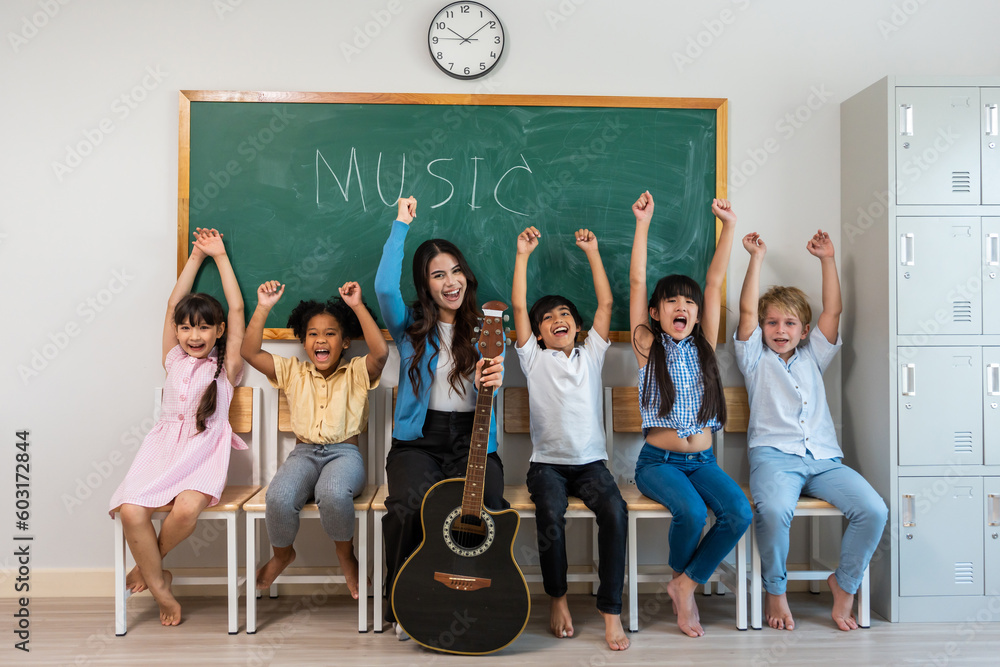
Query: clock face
428 2 504 80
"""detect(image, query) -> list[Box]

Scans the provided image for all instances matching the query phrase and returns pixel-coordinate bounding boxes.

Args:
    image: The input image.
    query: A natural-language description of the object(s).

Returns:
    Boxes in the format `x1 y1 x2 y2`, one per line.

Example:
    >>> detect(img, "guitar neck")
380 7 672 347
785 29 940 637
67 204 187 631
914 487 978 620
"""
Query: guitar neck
461 383 495 520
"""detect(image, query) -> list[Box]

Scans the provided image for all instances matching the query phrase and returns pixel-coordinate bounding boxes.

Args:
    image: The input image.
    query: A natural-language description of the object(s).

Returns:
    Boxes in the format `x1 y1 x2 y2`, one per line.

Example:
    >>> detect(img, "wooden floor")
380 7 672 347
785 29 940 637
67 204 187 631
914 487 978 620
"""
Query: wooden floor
8 592 1000 666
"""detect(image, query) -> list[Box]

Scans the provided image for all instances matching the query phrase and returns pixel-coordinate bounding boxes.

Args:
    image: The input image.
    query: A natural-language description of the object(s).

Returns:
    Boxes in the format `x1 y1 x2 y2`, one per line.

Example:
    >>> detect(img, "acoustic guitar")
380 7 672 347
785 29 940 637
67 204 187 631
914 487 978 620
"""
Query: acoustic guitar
391 300 530 655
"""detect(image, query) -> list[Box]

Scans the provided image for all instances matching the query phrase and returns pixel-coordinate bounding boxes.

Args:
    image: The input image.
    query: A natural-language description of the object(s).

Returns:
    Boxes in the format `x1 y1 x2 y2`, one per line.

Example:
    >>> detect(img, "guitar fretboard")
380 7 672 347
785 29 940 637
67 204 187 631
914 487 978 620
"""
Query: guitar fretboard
461 383 494 522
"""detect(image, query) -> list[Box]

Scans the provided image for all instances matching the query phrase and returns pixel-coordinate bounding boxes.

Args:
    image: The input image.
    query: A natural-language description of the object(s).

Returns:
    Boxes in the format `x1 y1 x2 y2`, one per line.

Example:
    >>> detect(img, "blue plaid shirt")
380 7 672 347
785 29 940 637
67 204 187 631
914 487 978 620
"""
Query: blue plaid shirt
637 335 723 438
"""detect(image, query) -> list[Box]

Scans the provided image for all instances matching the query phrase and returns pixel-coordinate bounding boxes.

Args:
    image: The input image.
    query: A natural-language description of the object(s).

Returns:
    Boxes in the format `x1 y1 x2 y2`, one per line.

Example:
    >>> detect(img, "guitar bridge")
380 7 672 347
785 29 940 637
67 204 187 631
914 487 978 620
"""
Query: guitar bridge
434 572 492 591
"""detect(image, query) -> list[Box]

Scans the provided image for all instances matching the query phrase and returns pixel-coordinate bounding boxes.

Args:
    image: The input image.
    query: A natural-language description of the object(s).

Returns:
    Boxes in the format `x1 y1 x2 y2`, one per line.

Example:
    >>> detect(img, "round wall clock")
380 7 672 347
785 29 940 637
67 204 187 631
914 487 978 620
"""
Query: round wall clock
428 2 505 80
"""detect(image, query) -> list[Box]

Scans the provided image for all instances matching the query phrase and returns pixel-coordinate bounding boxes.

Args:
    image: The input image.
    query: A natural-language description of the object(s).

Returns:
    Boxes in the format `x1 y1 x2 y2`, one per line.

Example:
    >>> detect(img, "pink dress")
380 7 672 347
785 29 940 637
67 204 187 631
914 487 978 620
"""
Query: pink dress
108 345 246 516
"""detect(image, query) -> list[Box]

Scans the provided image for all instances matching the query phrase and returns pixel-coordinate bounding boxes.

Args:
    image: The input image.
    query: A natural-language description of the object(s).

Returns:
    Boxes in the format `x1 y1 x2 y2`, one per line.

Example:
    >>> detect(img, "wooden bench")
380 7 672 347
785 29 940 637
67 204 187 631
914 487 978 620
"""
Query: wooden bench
111 385 262 636
243 389 378 633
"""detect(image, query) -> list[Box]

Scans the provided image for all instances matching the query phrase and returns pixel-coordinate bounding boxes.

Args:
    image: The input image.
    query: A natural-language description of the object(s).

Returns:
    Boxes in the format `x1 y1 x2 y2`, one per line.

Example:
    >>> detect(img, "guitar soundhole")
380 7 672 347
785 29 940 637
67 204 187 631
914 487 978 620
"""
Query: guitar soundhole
442 508 496 557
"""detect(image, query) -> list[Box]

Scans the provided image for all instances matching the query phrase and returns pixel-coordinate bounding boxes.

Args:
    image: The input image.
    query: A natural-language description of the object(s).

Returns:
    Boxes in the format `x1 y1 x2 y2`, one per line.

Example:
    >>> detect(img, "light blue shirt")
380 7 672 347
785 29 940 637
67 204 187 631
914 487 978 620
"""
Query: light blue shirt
733 325 843 459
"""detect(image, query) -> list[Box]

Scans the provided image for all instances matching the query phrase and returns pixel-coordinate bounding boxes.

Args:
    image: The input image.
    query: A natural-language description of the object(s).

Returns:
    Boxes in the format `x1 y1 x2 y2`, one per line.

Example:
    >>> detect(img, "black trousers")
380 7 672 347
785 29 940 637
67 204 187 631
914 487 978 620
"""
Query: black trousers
382 409 507 622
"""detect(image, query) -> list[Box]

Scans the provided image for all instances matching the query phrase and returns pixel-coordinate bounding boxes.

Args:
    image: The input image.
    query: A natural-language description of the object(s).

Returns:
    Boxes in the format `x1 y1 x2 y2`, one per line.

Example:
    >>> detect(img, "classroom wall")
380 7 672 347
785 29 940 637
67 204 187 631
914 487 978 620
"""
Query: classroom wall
3 0 999 591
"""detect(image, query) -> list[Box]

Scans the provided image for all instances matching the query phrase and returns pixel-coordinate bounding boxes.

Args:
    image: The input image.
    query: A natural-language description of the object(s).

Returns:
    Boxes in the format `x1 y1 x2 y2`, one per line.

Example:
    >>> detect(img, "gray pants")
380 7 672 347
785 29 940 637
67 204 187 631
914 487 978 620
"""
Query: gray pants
265 442 365 546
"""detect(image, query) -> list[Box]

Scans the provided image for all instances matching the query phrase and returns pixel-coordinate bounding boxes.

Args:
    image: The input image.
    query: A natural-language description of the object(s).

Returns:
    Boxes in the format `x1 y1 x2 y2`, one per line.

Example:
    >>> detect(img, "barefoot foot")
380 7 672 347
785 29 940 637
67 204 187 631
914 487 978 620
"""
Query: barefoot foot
666 575 704 637
828 574 859 631
256 547 295 590
601 611 629 650
765 591 795 630
549 596 574 638
125 565 147 594
335 541 360 600
150 571 180 626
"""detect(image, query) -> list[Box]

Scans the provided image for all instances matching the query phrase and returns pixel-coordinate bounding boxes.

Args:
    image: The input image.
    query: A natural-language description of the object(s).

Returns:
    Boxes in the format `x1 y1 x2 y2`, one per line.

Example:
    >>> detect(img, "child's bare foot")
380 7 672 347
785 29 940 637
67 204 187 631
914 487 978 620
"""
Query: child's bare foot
666 574 704 637
125 565 147 594
601 611 629 650
828 574 859 631
765 591 795 630
550 596 574 638
256 547 295 590
150 571 180 626
335 542 360 600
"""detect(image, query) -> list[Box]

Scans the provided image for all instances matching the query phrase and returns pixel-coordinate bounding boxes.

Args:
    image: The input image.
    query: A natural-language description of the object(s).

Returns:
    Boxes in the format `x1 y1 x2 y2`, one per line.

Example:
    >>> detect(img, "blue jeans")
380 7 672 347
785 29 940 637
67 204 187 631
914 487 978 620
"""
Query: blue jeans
634 444 752 584
748 446 887 595
526 461 628 614
265 442 365 545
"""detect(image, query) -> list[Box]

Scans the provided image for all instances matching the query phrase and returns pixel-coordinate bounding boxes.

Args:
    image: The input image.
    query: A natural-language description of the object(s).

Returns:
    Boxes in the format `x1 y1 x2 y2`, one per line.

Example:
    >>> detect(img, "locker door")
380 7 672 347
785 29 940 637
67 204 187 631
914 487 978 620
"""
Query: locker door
896 87 980 205
983 89 1000 204
899 476 983 597
898 346 982 466
897 217 982 335
986 478 1000 594
984 218 1000 334
986 348 1000 466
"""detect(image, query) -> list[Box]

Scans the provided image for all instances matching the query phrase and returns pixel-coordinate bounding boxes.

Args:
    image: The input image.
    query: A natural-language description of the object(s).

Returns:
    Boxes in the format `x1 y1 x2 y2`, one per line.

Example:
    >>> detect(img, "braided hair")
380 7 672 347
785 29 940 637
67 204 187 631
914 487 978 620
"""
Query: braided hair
174 293 227 433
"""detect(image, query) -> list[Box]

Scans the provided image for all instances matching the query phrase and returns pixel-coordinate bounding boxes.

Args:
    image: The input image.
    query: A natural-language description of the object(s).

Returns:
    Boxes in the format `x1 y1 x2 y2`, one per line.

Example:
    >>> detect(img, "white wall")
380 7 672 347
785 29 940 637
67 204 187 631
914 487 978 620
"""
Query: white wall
3 0 999 580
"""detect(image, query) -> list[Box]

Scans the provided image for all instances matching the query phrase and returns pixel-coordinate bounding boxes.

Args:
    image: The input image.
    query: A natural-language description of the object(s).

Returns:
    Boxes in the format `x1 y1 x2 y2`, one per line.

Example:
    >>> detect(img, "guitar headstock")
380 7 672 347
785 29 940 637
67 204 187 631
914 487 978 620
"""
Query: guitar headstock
476 300 510 360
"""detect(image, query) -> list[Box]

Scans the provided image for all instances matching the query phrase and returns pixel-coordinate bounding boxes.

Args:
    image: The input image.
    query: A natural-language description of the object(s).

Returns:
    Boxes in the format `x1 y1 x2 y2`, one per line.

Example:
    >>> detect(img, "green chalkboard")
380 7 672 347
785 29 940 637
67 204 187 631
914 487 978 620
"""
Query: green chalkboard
181 92 726 339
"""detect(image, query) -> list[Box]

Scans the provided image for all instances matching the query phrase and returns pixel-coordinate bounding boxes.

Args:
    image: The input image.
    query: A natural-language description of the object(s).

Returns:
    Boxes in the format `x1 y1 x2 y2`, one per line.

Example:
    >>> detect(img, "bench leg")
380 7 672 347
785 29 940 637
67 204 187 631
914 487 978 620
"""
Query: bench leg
735 533 747 630
628 514 639 632
114 514 128 636
374 509 384 633
750 525 762 630
227 513 239 635
246 511 257 634
809 516 822 594
357 510 368 633
858 565 871 628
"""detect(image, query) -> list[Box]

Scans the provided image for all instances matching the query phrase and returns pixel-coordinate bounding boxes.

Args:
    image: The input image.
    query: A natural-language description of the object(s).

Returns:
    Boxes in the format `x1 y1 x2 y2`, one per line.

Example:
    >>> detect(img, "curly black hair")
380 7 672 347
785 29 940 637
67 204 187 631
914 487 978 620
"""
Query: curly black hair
286 297 377 343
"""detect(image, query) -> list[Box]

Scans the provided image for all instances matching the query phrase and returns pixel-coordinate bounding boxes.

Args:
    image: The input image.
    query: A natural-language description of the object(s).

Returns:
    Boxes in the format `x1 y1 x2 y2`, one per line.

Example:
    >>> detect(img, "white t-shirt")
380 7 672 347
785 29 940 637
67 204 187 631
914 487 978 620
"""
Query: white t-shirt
515 327 610 465
429 321 477 412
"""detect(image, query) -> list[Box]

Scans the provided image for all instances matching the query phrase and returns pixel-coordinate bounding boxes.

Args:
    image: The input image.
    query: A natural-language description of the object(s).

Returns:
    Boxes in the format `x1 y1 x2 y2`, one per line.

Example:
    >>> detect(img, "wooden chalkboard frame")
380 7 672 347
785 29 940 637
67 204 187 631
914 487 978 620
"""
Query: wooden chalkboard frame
178 91 728 343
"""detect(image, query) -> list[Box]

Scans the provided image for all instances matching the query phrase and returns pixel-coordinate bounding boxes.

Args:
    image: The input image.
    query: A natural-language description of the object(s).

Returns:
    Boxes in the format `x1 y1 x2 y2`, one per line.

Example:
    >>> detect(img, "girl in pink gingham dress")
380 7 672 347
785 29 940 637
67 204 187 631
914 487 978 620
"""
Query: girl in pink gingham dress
109 228 245 627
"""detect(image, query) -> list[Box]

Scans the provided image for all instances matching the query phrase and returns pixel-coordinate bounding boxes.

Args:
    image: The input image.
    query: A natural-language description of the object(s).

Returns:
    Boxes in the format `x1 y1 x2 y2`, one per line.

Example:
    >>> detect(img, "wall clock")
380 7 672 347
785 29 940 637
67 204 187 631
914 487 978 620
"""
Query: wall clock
428 2 504 80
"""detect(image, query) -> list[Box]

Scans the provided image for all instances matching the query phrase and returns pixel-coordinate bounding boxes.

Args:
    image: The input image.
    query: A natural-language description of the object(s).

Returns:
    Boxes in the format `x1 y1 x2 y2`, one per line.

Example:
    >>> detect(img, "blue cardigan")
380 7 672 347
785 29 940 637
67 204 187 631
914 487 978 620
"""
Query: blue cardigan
374 220 499 452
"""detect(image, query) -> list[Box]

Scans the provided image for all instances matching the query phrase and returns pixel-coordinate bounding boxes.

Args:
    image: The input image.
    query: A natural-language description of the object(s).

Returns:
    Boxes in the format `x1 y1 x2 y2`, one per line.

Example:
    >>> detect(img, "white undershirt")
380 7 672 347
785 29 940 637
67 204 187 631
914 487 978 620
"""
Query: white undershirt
428 322 476 412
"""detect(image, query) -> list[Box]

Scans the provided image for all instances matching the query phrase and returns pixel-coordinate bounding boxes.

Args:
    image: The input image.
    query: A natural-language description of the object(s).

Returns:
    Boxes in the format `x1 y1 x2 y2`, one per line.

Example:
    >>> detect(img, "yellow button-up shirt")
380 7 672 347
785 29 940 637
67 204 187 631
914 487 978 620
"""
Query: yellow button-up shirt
269 354 379 444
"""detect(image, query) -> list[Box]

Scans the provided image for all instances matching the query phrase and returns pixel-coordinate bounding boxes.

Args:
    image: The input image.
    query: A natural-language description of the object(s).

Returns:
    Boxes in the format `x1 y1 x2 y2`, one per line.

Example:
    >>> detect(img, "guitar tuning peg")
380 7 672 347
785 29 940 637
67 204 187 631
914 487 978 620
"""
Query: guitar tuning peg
474 326 481 333
503 314 509 322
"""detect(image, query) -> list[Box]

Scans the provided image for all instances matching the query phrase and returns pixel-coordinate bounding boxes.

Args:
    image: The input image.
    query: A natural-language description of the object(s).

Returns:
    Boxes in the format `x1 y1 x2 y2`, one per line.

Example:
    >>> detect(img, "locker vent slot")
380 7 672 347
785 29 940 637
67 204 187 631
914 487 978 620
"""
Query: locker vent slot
952 301 973 322
952 172 972 193
955 562 975 585
953 431 974 454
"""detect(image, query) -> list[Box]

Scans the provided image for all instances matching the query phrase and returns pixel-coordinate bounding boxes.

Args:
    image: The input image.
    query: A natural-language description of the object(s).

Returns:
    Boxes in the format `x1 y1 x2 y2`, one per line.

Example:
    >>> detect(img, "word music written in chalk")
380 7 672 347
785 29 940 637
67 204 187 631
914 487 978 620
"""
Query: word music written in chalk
315 149 538 217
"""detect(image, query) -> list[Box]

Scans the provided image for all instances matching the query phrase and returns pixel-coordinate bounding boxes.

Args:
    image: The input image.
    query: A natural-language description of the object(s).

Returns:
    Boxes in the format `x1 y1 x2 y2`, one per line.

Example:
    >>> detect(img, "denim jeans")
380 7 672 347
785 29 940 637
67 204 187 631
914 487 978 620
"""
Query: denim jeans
265 442 365 545
748 446 887 595
526 461 628 614
634 443 752 584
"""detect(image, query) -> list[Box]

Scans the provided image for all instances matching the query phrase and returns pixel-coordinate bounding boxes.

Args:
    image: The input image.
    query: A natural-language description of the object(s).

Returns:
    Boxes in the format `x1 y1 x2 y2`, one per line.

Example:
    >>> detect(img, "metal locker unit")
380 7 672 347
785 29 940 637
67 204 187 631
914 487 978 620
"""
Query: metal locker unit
896 217 982 336
899 476 983 597
897 346 982 466
984 89 1000 205
984 218 1000 334
986 478 1000 594
896 87 981 205
986 348 1000 466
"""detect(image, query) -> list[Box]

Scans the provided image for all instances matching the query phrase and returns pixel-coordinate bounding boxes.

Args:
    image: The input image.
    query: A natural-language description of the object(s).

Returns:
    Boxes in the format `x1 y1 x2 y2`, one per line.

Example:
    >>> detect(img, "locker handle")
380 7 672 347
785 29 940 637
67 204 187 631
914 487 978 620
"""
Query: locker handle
987 104 999 137
901 363 916 396
989 494 1000 527
988 234 1000 266
899 104 914 136
902 494 916 527
989 364 1000 396
900 233 914 266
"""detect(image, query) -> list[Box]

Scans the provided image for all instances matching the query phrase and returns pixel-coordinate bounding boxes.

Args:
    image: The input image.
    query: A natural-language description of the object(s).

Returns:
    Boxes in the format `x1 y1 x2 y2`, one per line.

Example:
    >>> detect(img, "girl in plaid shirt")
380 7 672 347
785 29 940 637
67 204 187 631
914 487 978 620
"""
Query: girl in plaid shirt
628 191 751 638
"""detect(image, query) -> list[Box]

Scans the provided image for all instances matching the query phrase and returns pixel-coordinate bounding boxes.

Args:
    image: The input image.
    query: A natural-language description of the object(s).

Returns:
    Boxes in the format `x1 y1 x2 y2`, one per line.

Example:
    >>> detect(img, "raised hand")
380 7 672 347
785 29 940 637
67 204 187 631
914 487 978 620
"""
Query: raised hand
712 198 737 226
575 228 598 254
193 227 226 257
807 229 835 259
632 190 654 225
256 280 285 308
475 355 504 391
743 232 767 258
339 281 363 308
517 226 541 255
397 196 417 224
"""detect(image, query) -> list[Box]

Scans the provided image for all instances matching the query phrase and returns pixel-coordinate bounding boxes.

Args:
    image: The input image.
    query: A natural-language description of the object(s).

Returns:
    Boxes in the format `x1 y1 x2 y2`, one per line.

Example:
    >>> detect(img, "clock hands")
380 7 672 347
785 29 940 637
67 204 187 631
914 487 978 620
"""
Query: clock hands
446 27 478 44
465 21 491 41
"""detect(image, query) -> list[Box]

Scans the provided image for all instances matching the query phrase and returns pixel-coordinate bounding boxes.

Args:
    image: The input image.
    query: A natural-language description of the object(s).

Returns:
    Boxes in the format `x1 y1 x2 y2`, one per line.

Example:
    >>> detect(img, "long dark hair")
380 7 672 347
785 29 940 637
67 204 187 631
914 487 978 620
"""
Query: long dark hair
635 274 726 427
174 293 227 433
406 239 479 397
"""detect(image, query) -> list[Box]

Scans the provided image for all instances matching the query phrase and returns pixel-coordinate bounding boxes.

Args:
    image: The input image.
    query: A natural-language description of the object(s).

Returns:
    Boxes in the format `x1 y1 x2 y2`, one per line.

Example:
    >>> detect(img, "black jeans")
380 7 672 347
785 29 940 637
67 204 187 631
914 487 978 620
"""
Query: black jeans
382 409 507 622
526 460 627 614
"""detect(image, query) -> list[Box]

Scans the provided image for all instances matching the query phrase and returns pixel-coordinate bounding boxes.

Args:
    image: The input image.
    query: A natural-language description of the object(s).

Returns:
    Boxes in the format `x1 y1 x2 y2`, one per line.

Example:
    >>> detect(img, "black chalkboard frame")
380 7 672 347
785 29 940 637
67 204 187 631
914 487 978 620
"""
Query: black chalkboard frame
178 91 728 343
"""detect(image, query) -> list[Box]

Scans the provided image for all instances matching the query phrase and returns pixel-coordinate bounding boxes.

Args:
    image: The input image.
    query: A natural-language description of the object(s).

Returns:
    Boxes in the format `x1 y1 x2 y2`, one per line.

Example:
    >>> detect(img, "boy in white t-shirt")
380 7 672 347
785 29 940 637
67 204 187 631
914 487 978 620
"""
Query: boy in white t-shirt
512 226 629 651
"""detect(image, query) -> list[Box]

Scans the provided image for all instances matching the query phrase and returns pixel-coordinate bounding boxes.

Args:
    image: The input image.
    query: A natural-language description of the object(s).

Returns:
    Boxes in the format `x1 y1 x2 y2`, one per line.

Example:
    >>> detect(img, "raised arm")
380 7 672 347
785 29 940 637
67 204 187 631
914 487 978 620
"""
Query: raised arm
195 228 245 385
629 191 655 365
340 281 389 383
240 281 284 383
737 233 767 341
807 229 841 344
512 226 540 347
702 198 738 349
576 229 613 342
162 232 208 366
374 197 417 338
